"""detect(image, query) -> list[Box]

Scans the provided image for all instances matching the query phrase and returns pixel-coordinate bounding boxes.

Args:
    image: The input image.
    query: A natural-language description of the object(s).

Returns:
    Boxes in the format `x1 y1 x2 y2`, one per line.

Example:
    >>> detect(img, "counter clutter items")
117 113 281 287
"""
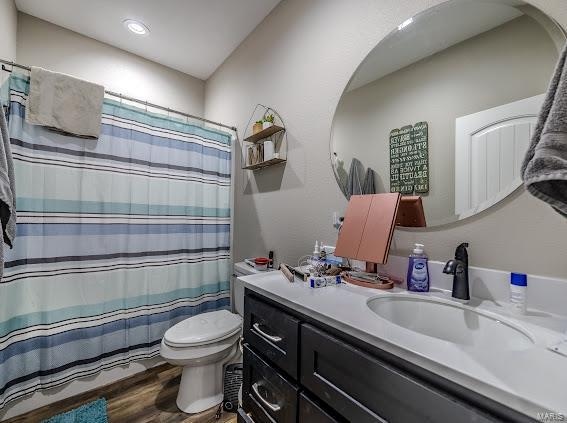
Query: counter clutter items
308 275 341 288
342 271 397 290
279 263 294 282
295 250 401 290
244 257 271 271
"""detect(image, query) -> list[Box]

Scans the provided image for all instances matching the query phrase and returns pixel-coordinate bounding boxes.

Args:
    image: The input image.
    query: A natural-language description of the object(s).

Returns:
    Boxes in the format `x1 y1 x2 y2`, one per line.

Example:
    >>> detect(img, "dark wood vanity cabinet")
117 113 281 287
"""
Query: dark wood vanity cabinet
240 289 535 423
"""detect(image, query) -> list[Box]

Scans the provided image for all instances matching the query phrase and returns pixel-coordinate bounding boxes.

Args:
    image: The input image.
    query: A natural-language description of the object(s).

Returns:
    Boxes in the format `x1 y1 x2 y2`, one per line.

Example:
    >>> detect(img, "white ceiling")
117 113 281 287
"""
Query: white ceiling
15 0 281 80
347 1 524 91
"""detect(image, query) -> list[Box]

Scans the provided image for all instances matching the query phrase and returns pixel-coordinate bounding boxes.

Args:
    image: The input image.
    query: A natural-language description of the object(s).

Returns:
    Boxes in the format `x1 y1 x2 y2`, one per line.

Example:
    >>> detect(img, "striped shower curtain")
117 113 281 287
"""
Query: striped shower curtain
0 74 232 407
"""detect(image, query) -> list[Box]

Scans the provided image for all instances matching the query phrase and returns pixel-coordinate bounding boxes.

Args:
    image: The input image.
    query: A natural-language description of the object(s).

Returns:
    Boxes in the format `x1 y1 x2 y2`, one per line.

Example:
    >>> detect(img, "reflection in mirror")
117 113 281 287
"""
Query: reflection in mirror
330 0 566 228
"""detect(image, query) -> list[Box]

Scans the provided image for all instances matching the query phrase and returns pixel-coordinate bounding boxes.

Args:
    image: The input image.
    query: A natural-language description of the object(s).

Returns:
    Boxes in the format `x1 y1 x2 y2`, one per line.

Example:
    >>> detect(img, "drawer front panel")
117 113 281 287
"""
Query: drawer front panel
244 294 300 379
300 324 495 423
237 407 257 423
243 345 299 423
298 392 342 423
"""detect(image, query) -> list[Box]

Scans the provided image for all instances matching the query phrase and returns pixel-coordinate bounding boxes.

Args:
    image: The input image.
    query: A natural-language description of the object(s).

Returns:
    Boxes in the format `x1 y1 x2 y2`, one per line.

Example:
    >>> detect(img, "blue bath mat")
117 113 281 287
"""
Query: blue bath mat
41 398 108 423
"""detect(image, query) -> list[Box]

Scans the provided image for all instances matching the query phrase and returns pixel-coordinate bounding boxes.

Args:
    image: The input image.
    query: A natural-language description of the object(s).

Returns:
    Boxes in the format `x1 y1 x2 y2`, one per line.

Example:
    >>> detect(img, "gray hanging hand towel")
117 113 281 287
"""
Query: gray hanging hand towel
0 107 16 280
346 158 364 200
362 167 376 195
25 67 104 139
522 45 567 216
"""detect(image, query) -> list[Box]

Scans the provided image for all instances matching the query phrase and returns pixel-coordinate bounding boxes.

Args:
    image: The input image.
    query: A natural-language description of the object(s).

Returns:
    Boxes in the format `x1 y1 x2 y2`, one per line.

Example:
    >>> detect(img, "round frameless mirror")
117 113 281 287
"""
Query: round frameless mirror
330 0 566 228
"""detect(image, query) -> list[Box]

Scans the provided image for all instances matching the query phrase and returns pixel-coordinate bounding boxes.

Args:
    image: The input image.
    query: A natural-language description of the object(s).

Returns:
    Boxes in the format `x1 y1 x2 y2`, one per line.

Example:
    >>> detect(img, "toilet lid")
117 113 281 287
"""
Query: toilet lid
164 310 242 347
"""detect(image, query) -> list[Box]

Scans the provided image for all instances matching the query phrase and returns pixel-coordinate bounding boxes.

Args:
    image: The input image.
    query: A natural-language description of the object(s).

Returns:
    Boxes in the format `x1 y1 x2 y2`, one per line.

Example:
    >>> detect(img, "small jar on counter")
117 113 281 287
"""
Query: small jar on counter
510 272 527 315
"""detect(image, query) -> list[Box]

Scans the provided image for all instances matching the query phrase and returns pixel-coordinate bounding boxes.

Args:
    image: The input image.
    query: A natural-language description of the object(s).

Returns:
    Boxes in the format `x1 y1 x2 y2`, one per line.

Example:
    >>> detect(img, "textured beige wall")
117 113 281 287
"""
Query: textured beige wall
0 0 17 61
333 15 557 225
17 13 205 116
205 0 567 279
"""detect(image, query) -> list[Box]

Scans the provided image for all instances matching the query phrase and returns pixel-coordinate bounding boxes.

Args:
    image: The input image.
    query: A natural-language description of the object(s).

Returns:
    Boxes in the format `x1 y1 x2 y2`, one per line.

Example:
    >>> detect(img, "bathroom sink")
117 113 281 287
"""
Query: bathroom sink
367 294 534 350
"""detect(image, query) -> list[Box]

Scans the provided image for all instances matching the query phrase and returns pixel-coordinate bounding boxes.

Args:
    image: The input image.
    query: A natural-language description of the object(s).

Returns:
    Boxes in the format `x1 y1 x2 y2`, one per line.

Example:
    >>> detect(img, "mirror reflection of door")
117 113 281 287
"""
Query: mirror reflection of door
330 0 566 228
455 94 543 219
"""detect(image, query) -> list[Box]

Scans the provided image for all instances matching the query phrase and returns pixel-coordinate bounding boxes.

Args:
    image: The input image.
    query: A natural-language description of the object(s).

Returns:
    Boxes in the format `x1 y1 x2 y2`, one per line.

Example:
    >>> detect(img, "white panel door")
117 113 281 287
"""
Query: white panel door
455 94 543 218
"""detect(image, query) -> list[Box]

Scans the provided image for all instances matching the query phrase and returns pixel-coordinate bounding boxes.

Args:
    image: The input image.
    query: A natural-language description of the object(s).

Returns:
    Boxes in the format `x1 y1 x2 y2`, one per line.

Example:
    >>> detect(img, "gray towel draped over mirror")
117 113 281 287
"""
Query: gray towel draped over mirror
522 45 567 217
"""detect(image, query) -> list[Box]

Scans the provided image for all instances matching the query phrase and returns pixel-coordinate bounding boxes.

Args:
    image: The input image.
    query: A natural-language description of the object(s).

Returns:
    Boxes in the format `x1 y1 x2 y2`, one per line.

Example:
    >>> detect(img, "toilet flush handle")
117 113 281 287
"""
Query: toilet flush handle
252 323 282 343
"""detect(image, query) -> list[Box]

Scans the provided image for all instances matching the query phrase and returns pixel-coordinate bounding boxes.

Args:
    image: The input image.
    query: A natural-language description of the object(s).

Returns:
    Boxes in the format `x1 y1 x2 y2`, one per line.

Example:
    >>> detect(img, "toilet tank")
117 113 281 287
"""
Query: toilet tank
232 261 273 316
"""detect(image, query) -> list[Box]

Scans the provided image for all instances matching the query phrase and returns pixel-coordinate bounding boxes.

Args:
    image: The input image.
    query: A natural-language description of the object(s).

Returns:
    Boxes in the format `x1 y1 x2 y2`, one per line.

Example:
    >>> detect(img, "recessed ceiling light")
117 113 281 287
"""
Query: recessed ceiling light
123 19 149 36
397 17 413 31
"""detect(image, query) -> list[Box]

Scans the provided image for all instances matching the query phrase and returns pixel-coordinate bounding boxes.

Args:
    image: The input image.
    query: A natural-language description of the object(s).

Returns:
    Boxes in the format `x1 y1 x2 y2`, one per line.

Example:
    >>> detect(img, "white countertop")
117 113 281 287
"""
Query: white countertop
239 271 567 419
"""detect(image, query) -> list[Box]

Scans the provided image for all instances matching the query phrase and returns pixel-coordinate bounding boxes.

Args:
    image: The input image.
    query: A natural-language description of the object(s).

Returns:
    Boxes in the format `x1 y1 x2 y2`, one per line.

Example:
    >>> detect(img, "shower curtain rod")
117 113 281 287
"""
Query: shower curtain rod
0 58 237 132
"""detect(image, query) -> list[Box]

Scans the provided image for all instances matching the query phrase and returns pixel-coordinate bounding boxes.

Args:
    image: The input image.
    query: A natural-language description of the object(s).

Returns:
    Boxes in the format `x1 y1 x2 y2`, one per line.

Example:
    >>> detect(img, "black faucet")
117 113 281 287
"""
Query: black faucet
443 243 470 301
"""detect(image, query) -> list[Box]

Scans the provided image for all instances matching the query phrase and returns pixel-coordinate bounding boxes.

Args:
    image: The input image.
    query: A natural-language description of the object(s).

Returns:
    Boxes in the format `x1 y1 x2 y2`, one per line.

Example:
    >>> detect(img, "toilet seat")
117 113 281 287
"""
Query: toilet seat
164 309 242 348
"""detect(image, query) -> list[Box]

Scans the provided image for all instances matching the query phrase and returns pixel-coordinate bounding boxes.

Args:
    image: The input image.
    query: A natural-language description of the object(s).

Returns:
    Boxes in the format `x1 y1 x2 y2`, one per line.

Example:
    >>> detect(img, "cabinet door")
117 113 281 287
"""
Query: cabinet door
243 345 299 423
244 294 300 379
301 324 497 423
298 392 342 423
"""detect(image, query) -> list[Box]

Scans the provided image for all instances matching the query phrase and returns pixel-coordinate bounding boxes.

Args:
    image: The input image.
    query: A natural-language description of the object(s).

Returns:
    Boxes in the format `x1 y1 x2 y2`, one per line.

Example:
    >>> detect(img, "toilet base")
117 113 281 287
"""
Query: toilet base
175 344 238 414
177 362 224 413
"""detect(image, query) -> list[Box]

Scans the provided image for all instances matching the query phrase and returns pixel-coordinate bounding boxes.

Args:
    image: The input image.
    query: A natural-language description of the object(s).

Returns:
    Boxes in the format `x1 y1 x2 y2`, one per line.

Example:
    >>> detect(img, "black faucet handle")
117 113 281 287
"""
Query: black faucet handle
455 243 469 262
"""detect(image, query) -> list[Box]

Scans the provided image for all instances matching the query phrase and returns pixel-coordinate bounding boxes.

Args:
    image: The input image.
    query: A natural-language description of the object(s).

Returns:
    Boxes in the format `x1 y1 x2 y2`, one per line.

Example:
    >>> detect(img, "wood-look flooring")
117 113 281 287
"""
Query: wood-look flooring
4 364 238 423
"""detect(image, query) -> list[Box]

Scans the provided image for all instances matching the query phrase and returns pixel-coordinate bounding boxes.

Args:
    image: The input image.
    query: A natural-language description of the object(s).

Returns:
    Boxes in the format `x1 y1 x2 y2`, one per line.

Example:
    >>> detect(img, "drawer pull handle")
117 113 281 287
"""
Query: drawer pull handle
252 382 281 412
252 323 282 343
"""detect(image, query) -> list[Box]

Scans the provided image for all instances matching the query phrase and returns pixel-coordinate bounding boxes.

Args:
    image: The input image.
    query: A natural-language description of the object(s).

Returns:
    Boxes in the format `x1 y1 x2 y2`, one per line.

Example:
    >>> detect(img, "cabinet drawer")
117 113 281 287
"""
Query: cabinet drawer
244 294 300 379
237 407 256 423
300 324 495 423
299 392 342 423
243 345 299 423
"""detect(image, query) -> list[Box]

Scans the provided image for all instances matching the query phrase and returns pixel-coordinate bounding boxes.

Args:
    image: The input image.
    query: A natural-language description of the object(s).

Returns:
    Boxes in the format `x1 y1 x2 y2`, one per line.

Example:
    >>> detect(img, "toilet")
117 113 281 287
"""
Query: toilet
160 261 268 414
160 309 242 413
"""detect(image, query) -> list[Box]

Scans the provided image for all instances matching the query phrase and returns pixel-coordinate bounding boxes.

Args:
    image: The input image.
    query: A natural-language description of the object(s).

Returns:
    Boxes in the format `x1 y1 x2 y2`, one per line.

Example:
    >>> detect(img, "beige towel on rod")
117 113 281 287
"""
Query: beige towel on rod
25 67 104 139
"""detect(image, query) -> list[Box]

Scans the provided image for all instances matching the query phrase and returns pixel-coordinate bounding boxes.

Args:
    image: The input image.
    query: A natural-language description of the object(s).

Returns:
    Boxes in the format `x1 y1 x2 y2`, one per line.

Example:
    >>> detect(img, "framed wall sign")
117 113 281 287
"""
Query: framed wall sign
389 121 429 195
